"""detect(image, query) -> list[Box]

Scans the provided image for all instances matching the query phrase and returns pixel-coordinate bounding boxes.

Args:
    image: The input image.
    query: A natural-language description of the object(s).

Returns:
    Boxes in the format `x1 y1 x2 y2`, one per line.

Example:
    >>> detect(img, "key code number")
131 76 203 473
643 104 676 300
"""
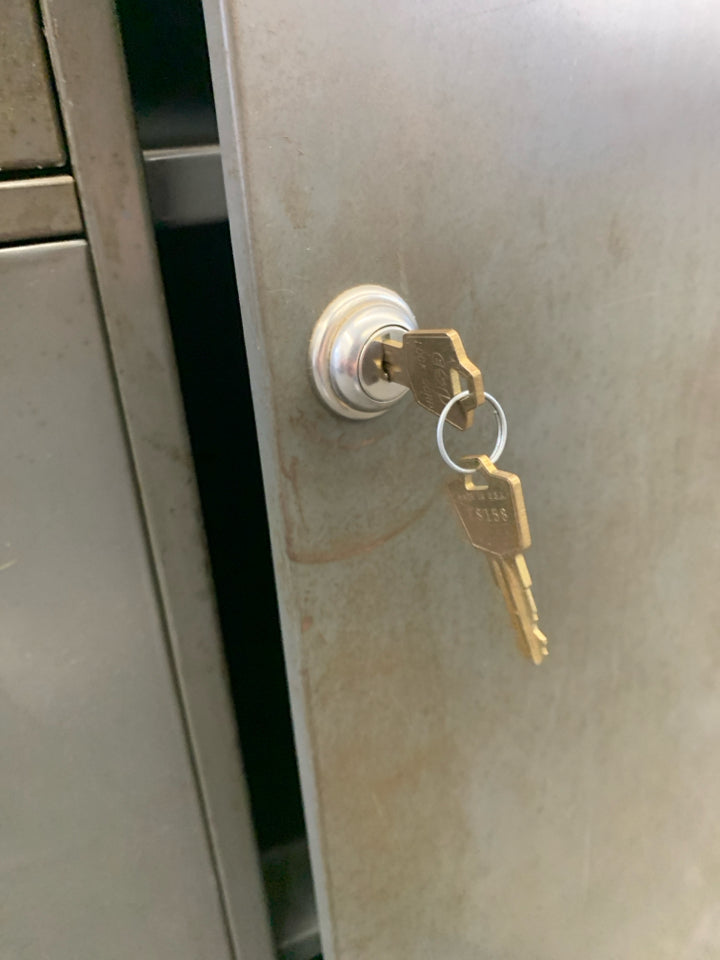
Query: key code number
474 507 510 523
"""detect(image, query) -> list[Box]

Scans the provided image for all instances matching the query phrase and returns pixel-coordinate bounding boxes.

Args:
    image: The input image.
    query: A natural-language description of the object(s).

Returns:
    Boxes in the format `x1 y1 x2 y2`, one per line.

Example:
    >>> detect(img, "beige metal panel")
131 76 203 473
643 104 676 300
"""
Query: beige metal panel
0 174 81 242
39 3 275 957
0 240 232 958
204 1 720 958
0 0 65 169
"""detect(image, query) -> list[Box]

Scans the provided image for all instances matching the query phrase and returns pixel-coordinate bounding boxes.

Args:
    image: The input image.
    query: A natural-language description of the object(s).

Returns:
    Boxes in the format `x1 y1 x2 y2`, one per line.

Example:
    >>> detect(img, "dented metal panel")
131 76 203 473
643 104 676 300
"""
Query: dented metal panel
204 0 720 957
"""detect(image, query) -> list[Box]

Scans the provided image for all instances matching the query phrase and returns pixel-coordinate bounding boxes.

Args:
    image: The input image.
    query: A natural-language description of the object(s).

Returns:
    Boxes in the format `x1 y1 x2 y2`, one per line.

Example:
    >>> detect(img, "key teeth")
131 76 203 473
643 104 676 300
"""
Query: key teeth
483 541 549 664
493 554 550 665
529 627 549 665
525 598 548 665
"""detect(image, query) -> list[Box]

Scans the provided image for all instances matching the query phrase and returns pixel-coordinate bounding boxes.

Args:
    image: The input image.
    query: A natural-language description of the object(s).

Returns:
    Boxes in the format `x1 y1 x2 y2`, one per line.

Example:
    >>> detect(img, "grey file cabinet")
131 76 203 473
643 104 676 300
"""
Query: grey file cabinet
1 2 276 958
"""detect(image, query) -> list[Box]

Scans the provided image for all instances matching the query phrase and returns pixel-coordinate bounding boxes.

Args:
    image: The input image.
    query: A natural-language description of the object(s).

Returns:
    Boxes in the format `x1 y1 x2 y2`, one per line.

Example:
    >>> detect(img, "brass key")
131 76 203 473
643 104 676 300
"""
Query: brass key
448 454 549 664
380 330 483 429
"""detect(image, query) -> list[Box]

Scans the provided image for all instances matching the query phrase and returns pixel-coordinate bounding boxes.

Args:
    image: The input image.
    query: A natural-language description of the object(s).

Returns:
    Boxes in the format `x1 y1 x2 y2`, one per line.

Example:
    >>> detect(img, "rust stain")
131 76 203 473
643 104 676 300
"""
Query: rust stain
280 454 306 526
301 614 314 632
336 431 378 452
146 435 191 468
286 492 435 564
305 627 474 958
288 407 380 451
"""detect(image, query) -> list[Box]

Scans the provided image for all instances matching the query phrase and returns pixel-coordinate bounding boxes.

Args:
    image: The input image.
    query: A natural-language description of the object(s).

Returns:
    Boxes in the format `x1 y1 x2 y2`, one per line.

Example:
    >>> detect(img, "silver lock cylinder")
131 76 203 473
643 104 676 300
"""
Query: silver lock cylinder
308 284 417 420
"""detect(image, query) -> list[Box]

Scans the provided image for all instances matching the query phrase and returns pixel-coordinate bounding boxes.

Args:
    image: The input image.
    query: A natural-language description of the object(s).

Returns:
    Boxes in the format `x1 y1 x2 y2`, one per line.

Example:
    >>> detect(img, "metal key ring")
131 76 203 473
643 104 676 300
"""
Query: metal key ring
436 390 508 473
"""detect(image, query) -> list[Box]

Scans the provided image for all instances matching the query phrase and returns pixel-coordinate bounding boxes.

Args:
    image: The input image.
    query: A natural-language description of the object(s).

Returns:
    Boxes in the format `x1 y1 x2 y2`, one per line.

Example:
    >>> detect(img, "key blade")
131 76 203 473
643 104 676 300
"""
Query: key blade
380 338 410 388
513 553 538 618
487 556 534 661
401 329 483 428
502 555 549 665
530 626 549 665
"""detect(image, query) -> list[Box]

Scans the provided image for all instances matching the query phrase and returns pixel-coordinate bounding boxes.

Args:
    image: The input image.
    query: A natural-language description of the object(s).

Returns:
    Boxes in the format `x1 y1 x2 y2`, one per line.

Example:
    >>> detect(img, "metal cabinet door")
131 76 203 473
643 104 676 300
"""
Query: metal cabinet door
0 240 235 960
204 3 720 958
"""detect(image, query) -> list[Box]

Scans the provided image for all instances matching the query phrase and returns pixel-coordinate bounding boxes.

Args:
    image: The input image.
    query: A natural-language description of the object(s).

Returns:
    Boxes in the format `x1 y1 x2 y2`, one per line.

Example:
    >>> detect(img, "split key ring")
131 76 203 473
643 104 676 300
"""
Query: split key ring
436 390 508 474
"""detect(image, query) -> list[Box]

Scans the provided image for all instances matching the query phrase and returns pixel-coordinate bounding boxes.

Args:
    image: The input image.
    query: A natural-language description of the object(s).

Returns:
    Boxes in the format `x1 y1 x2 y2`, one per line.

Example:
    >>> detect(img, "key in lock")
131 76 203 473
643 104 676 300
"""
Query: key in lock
309 284 483 427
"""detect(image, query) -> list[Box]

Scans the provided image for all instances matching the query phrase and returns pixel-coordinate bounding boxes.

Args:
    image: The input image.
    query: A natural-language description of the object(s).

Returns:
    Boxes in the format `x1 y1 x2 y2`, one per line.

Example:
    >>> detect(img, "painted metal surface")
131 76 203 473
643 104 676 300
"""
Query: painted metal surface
38 2 275 956
0 0 65 169
0 174 82 242
205 1 720 957
0 240 232 958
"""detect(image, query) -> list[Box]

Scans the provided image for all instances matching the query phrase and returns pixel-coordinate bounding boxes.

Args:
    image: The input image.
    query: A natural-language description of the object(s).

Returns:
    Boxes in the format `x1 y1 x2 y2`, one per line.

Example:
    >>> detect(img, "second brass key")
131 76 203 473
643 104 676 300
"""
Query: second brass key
448 454 549 664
